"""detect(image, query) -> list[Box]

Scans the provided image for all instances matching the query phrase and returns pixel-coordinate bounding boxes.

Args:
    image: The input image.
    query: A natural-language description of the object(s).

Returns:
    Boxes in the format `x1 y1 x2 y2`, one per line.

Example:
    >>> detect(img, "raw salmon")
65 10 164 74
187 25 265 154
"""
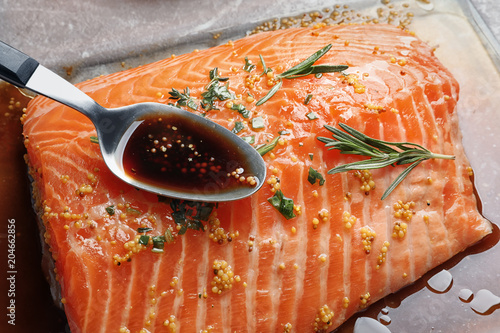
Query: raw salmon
22 23 491 332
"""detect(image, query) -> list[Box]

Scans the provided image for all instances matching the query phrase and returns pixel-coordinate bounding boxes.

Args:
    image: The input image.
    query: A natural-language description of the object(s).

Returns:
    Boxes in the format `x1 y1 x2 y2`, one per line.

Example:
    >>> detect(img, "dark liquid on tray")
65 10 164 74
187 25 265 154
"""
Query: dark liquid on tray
122 114 256 194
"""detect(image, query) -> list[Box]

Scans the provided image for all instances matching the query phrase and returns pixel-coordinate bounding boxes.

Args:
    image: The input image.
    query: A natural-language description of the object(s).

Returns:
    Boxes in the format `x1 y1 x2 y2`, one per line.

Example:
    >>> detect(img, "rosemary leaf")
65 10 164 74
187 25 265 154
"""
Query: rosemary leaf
256 45 348 106
256 80 282 106
277 44 333 79
257 135 281 156
319 123 455 199
381 160 423 200
243 56 256 72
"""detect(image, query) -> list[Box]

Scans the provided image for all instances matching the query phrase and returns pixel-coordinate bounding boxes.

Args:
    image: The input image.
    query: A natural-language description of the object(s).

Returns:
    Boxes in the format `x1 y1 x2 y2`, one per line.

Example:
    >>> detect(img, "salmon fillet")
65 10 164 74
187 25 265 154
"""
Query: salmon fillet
22 24 491 332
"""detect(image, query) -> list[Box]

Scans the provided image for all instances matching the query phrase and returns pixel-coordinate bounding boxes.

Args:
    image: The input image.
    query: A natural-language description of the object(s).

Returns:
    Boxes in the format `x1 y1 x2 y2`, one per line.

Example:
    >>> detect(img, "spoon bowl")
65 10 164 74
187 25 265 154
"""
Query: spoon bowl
0 40 266 202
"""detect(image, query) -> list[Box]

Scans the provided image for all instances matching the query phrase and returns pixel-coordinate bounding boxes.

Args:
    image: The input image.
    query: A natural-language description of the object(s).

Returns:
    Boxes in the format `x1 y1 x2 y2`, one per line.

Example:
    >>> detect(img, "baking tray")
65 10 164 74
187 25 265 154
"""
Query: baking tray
0 0 499 332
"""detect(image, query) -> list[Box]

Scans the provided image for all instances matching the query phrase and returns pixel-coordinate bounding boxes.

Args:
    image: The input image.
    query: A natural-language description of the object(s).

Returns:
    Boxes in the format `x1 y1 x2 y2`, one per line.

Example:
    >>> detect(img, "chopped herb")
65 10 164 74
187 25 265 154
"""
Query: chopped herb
137 227 153 233
306 112 319 120
255 80 282 106
243 56 256 72
241 135 255 144
251 116 265 129
259 54 272 76
126 207 142 215
232 121 245 134
307 167 325 186
90 136 99 144
304 94 313 105
138 235 150 246
309 153 314 161
256 45 348 105
201 68 234 111
169 199 216 235
231 103 251 118
168 87 198 110
105 205 115 216
257 135 280 156
151 235 166 252
164 229 175 243
317 123 455 199
278 130 290 135
267 190 296 220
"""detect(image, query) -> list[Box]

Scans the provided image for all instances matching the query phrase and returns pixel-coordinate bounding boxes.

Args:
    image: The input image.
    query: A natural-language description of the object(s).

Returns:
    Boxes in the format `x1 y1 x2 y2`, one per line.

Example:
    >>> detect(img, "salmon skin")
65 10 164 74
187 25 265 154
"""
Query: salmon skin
23 23 491 332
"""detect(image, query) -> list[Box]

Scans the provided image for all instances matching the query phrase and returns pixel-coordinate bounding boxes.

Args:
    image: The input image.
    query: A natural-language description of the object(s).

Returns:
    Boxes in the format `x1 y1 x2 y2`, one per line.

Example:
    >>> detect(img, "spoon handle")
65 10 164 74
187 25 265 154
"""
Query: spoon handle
0 40 104 122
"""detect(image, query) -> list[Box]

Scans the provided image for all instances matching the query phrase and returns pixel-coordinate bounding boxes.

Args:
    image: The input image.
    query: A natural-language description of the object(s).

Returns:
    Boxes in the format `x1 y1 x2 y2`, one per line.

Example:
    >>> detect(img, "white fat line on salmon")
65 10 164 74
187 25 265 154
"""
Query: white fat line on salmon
317 147 331 307
220 223 233 332
340 171 351 321
245 194 260 332
99 240 114 333
391 115 414 283
148 235 168 330
291 164 307 328
119 229 136 329
376 124 393 295
408 87 435 274
269 206 287 331
421 86 453 259
172 235 187 329
362 167 373 299
195 220 210 331
383 204 394 291
73 234 96 332
447 114 469 249
407 93 429 282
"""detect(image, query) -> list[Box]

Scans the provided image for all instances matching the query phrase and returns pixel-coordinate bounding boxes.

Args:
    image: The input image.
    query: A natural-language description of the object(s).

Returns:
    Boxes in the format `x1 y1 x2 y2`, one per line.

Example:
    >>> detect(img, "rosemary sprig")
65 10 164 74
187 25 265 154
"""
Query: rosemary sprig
317 123 455 200
168 87 198 110
256 44 348 106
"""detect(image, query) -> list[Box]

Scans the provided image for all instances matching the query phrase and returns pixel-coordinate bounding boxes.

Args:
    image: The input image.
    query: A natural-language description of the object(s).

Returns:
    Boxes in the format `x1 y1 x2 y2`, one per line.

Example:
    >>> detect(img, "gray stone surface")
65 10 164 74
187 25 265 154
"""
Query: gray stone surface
0 0 497 79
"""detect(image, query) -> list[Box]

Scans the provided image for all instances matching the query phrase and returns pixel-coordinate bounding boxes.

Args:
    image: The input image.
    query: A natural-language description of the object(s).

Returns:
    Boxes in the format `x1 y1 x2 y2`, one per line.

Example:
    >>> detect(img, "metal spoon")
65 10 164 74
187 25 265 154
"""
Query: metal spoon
0 40 266 202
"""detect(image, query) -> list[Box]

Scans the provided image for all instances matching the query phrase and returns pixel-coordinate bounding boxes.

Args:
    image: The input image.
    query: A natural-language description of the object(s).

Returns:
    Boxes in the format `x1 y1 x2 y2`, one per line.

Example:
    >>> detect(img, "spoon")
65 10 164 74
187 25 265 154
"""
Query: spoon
0 40 266 202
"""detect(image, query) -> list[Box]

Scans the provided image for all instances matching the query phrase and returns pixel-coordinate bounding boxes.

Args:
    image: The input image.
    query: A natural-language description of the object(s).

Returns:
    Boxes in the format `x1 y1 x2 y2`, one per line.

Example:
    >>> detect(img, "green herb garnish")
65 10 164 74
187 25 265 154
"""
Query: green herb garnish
168 87 198 110
169 199 216 235
259 54 272 76
268 189 296 220
133 227 172 253
232 121 245 134
201 68 233 111
304 94 313 105
241 135 255 144
151 235 166 253
307 167 325 186
256 45 348 106
105 205 115 216
257 135 280 156
90 136 99 144
317 123 455 200
243 56 256 72
231 103 251 118
126 207 142 215
138 235 150 246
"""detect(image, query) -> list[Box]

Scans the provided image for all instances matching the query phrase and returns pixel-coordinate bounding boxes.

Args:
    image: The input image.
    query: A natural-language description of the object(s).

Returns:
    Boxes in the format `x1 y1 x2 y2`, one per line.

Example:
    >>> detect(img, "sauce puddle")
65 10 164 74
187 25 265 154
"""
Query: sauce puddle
122 113 258 195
